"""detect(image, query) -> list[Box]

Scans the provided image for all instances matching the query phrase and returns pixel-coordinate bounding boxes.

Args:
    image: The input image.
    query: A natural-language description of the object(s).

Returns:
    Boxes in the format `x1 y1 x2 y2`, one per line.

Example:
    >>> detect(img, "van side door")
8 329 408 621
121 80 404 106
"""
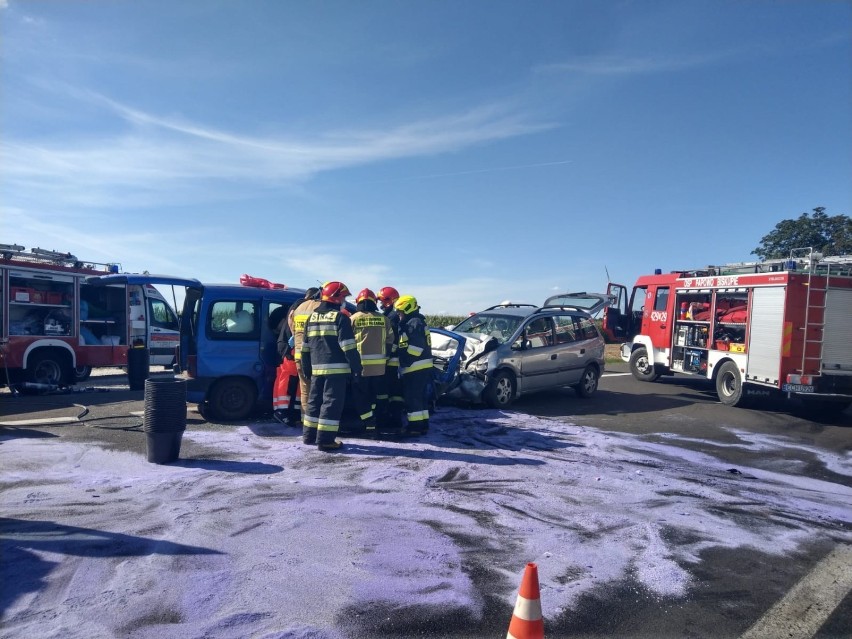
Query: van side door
553 313 590 386
198 298 262 383
513 316 559 392
260 300 293 399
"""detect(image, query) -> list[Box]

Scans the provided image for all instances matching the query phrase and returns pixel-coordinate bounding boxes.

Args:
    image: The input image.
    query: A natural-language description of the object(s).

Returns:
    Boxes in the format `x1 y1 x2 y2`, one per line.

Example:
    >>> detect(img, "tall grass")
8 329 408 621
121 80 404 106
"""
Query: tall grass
425 315 466 328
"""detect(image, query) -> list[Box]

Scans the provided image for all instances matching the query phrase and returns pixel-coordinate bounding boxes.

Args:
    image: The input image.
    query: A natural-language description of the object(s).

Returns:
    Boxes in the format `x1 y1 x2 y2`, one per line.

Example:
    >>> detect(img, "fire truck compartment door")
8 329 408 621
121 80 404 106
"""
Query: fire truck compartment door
745 287 784 385
823 288 852 372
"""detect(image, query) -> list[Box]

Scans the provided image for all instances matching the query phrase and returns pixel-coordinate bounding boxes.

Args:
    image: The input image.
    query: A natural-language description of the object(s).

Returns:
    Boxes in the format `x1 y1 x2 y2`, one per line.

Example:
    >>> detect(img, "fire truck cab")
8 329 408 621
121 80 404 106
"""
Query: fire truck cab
1 244 179 390
603 249 852 414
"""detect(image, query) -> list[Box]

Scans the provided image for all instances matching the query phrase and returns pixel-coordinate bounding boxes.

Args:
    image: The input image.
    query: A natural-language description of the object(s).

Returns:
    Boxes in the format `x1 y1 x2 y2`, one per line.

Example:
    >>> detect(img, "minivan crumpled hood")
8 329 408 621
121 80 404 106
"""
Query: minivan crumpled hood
430 329 496 367
429 328 496 402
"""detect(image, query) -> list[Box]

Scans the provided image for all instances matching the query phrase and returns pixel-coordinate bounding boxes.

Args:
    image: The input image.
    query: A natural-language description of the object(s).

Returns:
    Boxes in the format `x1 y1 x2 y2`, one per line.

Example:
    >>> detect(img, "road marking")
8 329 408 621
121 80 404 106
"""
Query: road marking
602 372 632 377
739 544 852 639
0 416 79 427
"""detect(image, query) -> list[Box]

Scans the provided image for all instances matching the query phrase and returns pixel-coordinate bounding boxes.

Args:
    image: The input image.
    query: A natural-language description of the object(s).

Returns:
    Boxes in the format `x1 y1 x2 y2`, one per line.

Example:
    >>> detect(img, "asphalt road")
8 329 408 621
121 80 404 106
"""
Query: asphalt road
2 364 851 638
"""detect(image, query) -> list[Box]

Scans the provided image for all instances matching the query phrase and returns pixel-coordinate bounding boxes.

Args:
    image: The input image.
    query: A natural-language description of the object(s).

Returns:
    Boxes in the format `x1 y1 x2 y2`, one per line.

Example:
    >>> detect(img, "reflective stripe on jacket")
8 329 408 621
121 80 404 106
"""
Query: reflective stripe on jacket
288 299 322 361
301 303 362 377
397 312 433 375
351 310 393 377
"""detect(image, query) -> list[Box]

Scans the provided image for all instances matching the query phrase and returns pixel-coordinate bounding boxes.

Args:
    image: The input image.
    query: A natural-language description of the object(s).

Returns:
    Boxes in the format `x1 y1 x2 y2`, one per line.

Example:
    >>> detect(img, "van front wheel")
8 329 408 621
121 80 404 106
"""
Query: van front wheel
208 378 257 421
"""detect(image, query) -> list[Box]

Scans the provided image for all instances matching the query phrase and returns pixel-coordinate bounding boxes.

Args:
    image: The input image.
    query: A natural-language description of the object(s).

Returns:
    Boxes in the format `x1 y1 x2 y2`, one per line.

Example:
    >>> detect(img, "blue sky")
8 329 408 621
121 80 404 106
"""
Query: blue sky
2 1 850 315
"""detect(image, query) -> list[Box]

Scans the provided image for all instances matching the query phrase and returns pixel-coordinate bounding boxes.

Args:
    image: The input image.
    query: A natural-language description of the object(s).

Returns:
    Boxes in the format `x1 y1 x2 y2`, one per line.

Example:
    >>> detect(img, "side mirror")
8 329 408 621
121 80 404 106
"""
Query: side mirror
444 324 455 331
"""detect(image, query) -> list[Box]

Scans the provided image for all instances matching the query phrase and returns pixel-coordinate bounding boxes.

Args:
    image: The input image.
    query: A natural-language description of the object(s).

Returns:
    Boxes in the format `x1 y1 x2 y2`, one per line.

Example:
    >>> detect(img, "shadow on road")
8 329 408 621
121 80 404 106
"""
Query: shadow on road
0 427 60 442
513 388 698 417
0 517 222 619
173 458 284 474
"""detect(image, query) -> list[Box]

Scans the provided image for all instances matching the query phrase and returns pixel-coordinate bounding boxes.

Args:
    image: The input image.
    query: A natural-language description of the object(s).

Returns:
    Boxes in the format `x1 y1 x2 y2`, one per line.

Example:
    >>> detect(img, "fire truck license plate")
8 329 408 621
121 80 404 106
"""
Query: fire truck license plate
782 384 815 393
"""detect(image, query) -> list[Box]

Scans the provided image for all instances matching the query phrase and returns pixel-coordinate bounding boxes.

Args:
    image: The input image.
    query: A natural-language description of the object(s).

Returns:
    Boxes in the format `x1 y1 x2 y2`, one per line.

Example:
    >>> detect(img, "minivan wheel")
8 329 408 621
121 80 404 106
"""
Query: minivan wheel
208 378 257 421
484 371 515 408
574 365 599 398
629 347 659 382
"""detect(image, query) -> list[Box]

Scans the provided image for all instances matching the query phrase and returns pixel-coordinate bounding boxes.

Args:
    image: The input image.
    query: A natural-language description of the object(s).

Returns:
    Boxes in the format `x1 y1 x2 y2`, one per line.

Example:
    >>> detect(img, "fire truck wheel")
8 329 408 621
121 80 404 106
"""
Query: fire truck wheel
26 352 69 388
208 377 257 421
629 347 659 382
74 365 92 381
715 361 743 406
484 370 515 408
574 365 600 398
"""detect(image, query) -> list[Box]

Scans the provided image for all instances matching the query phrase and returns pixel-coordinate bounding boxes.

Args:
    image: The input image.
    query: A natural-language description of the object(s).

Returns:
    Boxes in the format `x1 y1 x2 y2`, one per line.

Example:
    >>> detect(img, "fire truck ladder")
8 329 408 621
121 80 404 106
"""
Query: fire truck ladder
791 248 852 377
0 243 120 272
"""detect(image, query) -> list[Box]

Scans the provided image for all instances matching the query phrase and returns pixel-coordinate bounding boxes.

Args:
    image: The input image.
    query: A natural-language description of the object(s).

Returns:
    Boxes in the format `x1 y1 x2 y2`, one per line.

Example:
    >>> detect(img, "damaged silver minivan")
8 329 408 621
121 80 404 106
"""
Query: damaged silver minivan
431 293 610 408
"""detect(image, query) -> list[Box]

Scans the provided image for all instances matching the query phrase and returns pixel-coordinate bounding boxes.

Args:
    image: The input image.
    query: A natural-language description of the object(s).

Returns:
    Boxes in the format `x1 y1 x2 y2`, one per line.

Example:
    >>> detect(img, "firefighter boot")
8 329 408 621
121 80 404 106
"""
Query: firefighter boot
302 425 317 445
317 429 344 452
363 417 377 439
405 418 429 437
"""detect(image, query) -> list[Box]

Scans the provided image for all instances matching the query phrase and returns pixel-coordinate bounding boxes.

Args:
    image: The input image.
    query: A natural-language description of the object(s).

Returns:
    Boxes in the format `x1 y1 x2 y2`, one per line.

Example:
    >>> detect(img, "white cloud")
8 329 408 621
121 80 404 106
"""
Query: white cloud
2 89 555 210
537 51 732 76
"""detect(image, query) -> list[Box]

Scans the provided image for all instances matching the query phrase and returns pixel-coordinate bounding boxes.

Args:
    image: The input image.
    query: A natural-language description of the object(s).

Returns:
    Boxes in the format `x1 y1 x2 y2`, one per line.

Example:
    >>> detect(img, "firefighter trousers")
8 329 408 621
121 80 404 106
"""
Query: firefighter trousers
302 374 348 447
384 364 404 431
401 368 431 435
352 374 387 436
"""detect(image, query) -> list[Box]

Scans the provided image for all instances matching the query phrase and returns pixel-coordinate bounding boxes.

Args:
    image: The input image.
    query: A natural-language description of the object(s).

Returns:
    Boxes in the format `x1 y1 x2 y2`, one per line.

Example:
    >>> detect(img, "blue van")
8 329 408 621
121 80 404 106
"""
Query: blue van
87 274 306 421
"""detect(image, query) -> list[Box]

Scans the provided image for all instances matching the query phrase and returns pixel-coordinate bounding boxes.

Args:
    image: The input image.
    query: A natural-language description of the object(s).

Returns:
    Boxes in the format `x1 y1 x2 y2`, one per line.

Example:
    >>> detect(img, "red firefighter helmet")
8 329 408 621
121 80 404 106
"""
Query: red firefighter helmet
377 286 400 308
356 288 377 304
321 281 351 304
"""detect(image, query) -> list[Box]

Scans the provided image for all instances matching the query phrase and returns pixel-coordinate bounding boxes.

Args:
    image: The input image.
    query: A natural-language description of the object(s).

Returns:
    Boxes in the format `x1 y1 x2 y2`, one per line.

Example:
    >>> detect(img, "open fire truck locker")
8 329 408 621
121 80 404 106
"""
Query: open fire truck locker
0 245 180 389
602 250 852 414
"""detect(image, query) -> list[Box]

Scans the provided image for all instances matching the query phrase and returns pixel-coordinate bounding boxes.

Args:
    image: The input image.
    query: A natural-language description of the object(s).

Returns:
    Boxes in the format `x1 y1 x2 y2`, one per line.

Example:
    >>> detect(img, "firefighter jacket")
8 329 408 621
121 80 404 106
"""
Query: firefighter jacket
288 298 322 362
351 310 393 377
301 302 362 378
397 311 433 375
383 307 401 369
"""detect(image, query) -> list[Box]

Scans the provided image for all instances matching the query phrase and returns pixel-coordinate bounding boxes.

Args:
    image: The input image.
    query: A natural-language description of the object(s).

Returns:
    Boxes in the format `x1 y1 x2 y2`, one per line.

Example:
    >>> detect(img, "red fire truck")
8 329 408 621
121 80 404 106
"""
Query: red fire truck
602 249 852 413
1 244 180 391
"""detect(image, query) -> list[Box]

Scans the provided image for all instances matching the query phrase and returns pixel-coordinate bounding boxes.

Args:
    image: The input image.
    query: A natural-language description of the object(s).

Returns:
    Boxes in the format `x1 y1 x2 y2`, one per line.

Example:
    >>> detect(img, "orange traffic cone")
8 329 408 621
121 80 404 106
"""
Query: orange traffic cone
507 562 544 639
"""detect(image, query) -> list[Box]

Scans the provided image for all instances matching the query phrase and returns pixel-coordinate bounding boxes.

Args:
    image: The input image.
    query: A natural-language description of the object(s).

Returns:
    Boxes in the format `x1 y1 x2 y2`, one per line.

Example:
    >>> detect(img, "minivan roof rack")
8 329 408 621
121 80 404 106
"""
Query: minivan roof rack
481 303 537 311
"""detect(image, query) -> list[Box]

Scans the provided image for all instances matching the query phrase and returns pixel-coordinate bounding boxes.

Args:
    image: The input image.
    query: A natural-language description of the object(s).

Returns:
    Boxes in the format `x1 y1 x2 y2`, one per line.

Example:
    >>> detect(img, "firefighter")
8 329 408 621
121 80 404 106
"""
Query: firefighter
350 288 394 438
272 307 301 426
393 294 433 436
272 344 301 425
301 282 362 451
377 286 404 435
287 287 322 423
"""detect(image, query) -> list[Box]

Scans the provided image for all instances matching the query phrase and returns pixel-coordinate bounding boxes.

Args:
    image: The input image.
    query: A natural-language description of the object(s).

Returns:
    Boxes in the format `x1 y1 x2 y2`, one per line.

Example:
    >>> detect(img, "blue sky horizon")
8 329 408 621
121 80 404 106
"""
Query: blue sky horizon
2 0 850 314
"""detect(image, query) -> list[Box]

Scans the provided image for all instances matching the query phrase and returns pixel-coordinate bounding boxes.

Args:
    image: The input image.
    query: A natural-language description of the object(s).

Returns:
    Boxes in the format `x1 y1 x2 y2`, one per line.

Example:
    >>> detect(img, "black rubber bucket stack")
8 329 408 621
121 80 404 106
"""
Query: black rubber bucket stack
127 346 150 391
143 377 187 464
